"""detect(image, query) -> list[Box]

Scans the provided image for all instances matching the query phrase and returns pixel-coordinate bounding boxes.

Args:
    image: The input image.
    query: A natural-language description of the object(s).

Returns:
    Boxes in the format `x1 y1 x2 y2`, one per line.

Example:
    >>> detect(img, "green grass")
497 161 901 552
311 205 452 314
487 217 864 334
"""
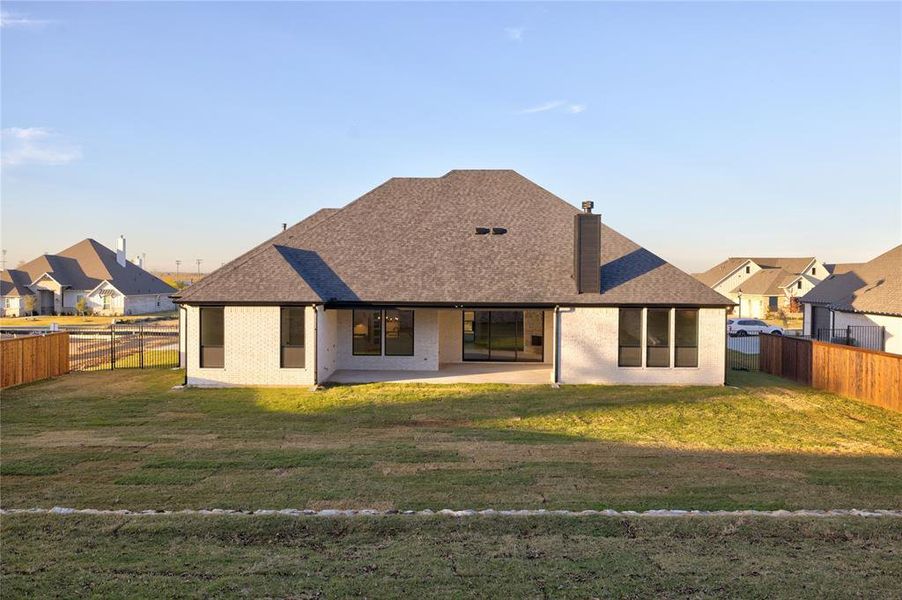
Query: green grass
2 513 900 598
0 311 177 327
2 369 901 511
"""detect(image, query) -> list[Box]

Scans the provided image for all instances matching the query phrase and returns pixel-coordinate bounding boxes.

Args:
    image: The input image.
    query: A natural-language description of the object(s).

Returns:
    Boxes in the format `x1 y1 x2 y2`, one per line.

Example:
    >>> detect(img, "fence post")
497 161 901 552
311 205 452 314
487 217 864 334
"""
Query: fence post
110 325 115 370
881 326 886 352
140 325 145 369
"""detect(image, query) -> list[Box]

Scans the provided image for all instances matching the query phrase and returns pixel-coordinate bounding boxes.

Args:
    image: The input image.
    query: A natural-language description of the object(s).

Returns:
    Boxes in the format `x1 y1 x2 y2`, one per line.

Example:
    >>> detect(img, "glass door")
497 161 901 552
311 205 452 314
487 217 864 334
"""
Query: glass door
462 310 543 362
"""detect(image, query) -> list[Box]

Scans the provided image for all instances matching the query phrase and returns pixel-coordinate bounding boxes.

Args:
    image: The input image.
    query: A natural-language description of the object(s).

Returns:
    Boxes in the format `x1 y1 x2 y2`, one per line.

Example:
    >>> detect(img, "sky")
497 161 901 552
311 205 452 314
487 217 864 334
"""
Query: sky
1 1 900 274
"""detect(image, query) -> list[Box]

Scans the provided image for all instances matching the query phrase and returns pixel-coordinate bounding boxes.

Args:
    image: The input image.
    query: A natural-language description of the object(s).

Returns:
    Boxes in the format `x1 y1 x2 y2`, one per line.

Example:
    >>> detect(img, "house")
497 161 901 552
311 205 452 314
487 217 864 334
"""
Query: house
1 237 176 317
800 245 902 354
173 170 733 386
693 257 826 319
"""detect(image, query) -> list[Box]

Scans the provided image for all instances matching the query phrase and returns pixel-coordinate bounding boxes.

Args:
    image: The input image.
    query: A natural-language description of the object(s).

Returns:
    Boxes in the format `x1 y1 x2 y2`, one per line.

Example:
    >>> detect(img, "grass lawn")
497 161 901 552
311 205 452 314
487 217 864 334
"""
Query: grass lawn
3 513 900 598
0 311 177 327
3 370 902 597
2 369 901 511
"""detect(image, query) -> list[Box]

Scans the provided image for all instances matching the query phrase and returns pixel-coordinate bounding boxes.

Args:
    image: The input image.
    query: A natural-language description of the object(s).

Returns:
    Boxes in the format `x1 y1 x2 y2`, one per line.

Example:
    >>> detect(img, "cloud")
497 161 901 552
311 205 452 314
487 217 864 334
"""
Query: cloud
519 100 567 114
0 11 52 28
518 101 587 115
1 128 82 166
505 27 525 42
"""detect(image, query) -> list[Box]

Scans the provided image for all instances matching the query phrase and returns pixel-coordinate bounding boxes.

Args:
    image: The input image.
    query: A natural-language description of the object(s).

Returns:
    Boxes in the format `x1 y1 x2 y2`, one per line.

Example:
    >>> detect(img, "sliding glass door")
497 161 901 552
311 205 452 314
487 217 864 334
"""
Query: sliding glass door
462 310 544 362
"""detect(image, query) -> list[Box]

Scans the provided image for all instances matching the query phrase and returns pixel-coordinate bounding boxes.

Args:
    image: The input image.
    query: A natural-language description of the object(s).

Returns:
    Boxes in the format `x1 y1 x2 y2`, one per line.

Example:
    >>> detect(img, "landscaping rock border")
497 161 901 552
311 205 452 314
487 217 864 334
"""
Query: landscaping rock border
2 507 901 518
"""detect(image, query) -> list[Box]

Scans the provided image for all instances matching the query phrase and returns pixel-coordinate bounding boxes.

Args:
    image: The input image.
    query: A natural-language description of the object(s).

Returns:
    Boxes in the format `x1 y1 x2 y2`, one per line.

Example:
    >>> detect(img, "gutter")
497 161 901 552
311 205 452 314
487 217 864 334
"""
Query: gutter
313 304 319 387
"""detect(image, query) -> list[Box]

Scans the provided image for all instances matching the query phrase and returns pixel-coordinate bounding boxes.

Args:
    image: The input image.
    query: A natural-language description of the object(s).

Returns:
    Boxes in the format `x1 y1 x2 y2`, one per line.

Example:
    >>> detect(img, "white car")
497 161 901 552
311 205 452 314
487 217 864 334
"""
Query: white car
728 319 783 337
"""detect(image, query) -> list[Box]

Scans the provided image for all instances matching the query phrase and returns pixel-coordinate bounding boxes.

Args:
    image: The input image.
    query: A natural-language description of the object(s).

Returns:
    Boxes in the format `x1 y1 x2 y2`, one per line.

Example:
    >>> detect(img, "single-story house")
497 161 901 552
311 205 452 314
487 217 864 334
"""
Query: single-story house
174 170 733 386
693 256 826 318
801 245 902 355
1 237 176 317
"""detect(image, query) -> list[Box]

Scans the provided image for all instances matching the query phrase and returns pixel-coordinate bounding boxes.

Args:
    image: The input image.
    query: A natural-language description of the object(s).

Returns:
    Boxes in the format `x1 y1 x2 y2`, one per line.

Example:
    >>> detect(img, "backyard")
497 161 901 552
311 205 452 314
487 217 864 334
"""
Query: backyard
2 369 901 596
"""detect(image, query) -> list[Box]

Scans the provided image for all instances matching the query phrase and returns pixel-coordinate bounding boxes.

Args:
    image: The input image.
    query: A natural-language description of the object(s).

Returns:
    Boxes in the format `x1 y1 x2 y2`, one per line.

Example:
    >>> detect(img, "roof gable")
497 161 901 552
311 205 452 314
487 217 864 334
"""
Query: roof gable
801 245 902 316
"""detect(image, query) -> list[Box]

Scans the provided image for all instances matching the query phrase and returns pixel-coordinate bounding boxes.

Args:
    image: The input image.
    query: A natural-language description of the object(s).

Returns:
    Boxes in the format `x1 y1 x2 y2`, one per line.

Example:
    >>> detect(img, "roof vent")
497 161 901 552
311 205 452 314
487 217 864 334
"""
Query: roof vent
475 227 490 235
491 227 507 235
582 200 594 214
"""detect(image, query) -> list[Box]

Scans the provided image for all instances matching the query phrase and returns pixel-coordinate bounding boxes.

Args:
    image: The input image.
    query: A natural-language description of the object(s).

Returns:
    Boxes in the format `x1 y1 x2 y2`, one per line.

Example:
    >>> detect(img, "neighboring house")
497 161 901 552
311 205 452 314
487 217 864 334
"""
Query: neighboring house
800 245 902 355
1 237 176 317
693 257 827 319
174 170 732 386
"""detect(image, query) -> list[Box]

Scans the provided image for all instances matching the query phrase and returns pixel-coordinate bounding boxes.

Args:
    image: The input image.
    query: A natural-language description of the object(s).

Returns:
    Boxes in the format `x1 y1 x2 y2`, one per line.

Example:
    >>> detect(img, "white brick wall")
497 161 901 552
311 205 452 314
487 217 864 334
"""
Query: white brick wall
558 307 726 385
335 308 439 371
185 305 317 386
316 308 339 382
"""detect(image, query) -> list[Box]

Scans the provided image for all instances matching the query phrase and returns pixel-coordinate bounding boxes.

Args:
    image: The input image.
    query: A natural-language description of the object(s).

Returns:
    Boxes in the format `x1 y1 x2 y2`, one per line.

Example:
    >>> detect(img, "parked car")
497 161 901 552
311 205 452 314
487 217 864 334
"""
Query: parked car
728 319 783 337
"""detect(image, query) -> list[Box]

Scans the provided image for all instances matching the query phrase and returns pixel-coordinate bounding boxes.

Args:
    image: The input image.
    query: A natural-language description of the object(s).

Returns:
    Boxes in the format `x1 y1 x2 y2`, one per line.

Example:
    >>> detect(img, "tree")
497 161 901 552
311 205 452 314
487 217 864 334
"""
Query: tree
75 296 89 316
22 294 36 316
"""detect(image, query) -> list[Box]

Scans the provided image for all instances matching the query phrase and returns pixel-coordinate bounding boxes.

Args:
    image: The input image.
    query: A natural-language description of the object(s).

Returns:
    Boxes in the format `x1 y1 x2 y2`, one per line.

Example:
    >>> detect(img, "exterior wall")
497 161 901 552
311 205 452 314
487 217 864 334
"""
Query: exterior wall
87 284 126 315
317 308 339 383
124 294 176 315
803 303 813 336
712 261 759 296
185 305 317 387
558 307 726 385
737 295 768 319
831 311 902 356
2 296 25 317
334 308 439 371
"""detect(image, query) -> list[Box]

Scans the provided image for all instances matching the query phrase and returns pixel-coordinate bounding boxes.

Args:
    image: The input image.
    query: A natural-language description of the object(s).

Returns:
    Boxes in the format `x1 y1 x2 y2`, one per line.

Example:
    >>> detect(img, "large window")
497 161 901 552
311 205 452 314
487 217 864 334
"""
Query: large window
352 309 382 355
646 309 671 367
385 309 414 356
200 306 224 368
280 307 305 368
462 310 543 362
674 309 699 368
618 308 642 367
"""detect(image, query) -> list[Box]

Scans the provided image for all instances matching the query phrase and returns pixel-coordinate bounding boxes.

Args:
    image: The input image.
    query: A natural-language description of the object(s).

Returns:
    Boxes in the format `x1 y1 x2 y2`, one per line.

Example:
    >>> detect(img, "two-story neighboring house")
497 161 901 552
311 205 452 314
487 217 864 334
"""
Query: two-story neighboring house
693 257 827 319
1 237 176 317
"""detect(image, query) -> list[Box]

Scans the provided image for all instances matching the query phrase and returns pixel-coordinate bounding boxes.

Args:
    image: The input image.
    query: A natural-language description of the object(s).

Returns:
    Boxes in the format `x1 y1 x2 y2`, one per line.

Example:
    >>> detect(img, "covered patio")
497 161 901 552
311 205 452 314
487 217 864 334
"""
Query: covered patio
327 362 554 385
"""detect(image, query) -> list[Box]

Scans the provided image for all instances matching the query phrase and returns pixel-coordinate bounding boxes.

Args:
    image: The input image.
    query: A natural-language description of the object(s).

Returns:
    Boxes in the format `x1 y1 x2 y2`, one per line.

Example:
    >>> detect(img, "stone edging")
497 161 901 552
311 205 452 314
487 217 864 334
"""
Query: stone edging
2 507 901 518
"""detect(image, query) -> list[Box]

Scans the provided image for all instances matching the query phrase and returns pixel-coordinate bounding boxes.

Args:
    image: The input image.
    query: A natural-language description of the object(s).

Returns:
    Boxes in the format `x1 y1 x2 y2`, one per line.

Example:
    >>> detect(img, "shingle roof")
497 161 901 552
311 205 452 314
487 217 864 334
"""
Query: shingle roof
731 268 798 296
694 256 816 290
801 245 902 316
1 239 175 297
692 258 749 287
176 170 731 307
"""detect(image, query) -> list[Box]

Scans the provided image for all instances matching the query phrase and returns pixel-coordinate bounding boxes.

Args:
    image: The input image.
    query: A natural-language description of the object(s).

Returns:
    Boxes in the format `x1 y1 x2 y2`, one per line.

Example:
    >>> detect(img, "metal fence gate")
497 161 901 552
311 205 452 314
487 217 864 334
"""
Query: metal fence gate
69 325 180 371
1 325 180 372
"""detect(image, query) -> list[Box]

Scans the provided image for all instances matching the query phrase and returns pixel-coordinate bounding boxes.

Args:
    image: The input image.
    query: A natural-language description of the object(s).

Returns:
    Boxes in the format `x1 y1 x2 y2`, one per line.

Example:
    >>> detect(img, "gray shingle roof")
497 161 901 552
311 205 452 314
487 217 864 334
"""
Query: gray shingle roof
801 245 902 316
1 239 175 297
175 170 732 306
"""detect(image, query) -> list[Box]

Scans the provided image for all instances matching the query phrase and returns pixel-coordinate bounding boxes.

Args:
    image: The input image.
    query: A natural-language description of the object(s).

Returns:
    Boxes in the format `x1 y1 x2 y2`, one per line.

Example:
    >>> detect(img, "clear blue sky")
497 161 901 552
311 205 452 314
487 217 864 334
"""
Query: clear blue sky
2 1 899 274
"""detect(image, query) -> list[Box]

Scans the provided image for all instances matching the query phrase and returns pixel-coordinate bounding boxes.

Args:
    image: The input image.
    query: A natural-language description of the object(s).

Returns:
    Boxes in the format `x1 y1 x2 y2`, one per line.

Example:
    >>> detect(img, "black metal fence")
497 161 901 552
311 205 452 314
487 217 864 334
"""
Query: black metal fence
727 334 761 371
1 325 180 372
812 326 885 352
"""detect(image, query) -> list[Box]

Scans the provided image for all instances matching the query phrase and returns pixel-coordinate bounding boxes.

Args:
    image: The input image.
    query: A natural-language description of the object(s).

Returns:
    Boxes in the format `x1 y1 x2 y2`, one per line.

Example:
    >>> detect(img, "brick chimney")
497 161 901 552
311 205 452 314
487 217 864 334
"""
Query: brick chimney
573 201 601 294
116 235 126 268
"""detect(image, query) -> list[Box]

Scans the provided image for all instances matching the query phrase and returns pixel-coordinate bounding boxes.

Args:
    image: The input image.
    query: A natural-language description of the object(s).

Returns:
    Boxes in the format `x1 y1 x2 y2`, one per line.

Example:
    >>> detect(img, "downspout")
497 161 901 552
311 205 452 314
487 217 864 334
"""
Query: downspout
553 305 561 386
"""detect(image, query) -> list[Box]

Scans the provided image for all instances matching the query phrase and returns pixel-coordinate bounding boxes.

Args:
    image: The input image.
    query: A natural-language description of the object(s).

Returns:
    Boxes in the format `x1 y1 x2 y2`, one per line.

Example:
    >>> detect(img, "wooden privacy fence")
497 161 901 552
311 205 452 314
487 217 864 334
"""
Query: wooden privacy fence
0 333 69 389
760 333 901 412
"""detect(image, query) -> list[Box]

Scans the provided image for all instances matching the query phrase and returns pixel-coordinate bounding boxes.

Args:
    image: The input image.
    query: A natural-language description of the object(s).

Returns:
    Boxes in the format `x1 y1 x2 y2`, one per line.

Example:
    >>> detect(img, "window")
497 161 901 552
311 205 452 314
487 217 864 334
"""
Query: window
811 267 816 276
280 307 305 368
745 265 750 274
797 281 802 290
618 308 642 367
646 309 670 367
463 310 543 362
385 309 414 356
674 309 698 367
156 295 161 307
352 309 382 355
199 307 224 368
103 295 111 311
